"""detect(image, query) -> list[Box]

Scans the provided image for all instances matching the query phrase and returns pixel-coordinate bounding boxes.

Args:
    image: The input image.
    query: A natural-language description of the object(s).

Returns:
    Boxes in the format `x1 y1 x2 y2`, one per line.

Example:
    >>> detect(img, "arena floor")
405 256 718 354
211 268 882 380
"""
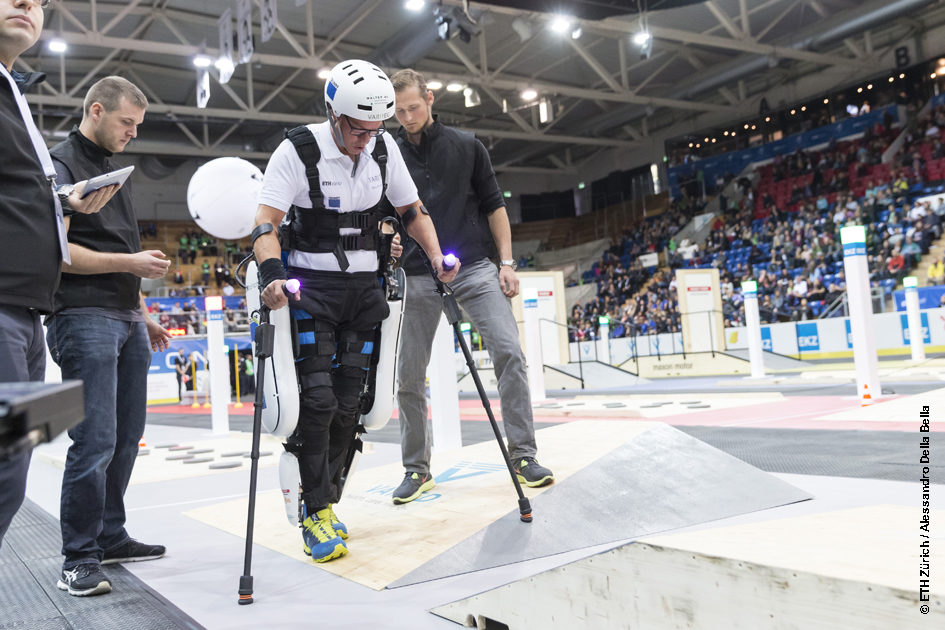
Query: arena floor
4 356 943 629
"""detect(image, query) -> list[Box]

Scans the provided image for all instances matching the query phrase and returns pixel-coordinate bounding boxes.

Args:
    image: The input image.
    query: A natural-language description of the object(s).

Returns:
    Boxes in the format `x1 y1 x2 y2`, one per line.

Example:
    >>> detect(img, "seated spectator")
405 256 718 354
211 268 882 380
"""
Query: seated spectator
928 258 945 286
887 248 906 281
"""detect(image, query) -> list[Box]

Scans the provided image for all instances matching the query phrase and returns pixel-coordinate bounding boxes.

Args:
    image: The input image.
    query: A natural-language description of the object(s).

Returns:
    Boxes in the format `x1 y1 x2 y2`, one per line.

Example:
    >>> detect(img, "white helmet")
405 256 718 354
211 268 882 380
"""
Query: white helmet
324 60 395 122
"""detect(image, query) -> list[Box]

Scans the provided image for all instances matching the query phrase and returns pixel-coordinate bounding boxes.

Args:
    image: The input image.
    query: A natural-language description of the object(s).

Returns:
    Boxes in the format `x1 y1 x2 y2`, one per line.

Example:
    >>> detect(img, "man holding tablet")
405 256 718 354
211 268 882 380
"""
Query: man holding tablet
46 76 171 597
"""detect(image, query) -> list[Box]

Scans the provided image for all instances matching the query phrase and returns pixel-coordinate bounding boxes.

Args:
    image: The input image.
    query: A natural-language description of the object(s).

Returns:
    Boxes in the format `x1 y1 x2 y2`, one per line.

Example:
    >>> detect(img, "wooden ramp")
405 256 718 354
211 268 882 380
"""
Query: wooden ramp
433 505 944 629
185 421 809 591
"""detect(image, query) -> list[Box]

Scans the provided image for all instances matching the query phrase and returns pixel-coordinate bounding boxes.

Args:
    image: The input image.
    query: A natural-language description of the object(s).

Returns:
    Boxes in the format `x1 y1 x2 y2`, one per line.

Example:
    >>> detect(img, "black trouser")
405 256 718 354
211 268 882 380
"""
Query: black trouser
287 267 388 512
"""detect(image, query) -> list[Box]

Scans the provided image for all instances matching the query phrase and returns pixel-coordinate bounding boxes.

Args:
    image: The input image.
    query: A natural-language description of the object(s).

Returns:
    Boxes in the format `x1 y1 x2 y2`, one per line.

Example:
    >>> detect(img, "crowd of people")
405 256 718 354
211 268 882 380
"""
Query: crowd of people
567 101 945 342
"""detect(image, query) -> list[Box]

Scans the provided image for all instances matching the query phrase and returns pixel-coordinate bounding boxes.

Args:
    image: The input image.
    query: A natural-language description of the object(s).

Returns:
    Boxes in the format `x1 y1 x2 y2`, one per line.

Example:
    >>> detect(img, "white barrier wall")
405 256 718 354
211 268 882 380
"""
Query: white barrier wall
568 307 944 365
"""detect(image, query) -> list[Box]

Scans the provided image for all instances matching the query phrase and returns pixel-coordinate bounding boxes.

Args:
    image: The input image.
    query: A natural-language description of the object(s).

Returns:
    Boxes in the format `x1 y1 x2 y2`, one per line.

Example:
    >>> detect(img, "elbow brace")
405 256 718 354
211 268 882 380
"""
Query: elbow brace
400 203 430 228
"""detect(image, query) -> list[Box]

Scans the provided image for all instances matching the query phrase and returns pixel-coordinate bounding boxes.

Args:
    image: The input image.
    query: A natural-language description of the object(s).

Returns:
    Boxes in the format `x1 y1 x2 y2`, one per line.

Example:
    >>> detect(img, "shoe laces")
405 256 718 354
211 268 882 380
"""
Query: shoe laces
304 516 336 541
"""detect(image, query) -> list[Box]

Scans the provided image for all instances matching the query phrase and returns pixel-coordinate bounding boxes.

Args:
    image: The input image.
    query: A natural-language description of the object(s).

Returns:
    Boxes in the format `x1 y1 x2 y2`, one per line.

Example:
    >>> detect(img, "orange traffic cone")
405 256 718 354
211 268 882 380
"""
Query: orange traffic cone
861 383 873 407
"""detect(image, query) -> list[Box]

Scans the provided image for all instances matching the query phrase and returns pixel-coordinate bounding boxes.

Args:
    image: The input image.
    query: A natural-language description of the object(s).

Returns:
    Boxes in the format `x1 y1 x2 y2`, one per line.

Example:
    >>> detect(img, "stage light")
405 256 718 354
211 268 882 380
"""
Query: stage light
711 138 717 143
790 109 796 115
632 31 651 47
550 16 571 34
824 98 829 104
193 54 213 68
463 87 481 108
405 0 425 11
426 79 443 90
867 83 873 90
888 77 895 83
215 56 235 83
857 87 863 93
48 39 67 53
521 88 538 101
704 137 709 142
695 143 701 148
578 182 586 190
801 106 807 112
743 123 749 129
751 125 756 130
688 142 694 148
317 67 331 80
900 73 906 79
765 116 771 122
723 131 729 136
932 73 938 79
571 27 582 40
446 81 464 92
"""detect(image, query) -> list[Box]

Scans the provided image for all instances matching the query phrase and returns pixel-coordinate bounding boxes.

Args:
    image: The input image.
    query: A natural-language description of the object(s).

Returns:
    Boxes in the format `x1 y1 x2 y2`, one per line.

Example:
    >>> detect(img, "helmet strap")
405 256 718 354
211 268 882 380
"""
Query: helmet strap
327 107 348 154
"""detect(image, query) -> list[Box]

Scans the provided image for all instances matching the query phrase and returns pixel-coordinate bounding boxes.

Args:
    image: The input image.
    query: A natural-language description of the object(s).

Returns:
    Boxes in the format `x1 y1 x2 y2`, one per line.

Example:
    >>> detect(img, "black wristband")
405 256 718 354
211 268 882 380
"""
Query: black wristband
258 258 287 290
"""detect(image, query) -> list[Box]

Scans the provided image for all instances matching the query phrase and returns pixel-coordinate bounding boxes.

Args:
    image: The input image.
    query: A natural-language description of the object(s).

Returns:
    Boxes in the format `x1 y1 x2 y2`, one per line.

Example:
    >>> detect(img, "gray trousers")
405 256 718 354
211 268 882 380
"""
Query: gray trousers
396 259 537 473
0 306 46 549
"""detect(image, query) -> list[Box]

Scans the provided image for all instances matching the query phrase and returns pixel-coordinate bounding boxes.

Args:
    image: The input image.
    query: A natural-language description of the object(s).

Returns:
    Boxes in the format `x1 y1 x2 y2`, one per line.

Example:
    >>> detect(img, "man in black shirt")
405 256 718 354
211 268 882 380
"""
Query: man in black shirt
0 0 116 553
389 69 553 504
47 76 170 597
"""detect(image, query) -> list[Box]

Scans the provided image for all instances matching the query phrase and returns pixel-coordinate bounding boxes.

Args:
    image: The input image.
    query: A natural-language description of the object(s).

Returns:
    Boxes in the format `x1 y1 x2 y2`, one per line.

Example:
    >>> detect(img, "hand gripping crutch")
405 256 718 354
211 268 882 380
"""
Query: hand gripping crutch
427 255 532 523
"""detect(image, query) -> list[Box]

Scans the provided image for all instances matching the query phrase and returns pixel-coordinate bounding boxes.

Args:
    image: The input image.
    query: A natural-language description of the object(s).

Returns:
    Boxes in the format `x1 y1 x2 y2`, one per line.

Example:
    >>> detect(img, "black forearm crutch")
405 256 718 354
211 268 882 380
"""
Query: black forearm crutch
237 300 272 605
237 278 299 605
426 255 532 523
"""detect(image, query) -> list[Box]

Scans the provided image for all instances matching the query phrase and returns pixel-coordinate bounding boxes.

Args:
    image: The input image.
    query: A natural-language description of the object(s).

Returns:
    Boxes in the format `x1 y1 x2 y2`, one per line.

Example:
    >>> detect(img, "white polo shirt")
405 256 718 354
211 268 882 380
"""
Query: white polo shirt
257 121 418 273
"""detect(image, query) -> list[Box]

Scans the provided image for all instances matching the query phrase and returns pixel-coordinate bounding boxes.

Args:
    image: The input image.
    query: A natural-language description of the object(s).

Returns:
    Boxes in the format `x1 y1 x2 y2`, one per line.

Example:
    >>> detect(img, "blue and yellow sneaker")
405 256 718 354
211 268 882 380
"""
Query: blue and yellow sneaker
327 504 348 540
514 457 554 488
302 509 347 563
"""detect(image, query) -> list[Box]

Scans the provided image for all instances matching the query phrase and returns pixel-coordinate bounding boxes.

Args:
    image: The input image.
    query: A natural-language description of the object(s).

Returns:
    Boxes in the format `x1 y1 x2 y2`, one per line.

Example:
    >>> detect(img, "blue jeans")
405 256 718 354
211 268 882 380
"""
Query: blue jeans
0 306 45 550
47 314 150 569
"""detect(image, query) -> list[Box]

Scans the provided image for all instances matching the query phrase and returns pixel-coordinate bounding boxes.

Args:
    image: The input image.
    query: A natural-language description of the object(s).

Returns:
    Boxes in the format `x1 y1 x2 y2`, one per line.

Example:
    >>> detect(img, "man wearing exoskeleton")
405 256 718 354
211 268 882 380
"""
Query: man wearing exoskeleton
251 60 458 563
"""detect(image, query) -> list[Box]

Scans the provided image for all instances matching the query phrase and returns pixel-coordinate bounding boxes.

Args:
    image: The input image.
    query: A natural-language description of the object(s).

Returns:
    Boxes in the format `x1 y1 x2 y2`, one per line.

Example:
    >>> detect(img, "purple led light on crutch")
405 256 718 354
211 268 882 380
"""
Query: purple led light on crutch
284 278 301 294
442 253 458 271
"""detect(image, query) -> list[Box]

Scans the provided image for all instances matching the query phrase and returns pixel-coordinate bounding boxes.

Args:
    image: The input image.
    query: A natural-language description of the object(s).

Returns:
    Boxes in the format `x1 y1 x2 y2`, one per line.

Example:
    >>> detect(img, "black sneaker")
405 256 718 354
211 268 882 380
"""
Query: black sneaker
57 563 111 597
514 457 554 487
392 472 435 504
102 539 166 565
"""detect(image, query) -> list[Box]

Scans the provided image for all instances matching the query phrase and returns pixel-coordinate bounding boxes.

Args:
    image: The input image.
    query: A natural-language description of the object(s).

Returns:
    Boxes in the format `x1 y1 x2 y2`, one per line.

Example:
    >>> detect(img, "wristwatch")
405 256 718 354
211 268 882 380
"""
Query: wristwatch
499 259 518 270
56 184 75 212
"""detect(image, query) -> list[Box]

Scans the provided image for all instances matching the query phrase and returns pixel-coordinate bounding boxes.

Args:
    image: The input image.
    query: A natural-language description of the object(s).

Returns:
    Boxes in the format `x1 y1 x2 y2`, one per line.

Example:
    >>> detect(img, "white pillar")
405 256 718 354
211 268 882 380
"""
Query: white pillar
522 288 546 403
903 276 926 362
204 295 230 434
596 316 612 364
840 226 881 401
427 312 462 453
459 321 473 354
741 281 766 378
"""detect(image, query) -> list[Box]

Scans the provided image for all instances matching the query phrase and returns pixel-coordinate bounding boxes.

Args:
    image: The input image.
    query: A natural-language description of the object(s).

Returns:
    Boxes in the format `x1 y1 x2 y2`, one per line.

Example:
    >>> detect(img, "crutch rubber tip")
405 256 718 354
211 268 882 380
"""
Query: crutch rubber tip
520 513 533 523
238 594 254 605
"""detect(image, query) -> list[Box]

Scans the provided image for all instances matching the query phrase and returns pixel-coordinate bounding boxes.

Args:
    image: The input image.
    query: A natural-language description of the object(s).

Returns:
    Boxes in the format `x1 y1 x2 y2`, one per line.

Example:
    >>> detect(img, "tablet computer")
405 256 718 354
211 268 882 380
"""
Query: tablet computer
81 165 135 198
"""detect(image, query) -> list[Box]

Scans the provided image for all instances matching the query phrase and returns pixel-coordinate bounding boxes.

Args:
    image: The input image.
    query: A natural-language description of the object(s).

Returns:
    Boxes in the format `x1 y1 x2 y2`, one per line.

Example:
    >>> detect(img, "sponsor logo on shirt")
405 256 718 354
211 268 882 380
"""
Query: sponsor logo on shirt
327 197 341 209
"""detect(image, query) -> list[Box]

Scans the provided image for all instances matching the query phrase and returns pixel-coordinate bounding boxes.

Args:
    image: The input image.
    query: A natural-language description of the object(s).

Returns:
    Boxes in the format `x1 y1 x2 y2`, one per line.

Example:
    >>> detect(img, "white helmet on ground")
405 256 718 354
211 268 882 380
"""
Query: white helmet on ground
324 60 395 122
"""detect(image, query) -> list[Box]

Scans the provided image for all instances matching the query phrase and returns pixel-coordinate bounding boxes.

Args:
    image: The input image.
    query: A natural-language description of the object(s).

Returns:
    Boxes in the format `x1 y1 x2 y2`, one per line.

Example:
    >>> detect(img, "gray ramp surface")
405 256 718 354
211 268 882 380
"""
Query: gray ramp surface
389 423 811 588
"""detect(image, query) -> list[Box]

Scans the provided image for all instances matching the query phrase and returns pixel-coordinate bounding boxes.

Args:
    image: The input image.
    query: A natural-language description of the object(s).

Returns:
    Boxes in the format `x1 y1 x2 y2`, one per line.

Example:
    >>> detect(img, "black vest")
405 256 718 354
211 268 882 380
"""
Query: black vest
281 125 390 271
50 128 142 312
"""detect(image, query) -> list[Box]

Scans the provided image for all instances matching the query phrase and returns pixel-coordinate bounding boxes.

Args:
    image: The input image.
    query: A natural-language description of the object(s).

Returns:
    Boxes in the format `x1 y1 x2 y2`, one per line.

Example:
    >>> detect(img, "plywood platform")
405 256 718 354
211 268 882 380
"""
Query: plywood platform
185 421 809 591
434 505 944 630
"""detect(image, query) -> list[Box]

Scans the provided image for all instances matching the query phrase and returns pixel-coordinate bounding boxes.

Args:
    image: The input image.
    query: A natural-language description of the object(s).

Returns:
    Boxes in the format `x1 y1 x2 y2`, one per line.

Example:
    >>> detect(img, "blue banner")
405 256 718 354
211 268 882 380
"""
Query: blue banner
900 313 931 344
796 322 820 351
760 326 772 351
150 336 252 375
893 286 945 310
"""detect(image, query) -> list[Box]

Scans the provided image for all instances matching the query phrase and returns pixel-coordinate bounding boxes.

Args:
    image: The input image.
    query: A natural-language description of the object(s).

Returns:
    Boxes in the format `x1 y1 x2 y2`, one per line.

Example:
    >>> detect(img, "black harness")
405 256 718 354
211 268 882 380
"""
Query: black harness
281 125 389 271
